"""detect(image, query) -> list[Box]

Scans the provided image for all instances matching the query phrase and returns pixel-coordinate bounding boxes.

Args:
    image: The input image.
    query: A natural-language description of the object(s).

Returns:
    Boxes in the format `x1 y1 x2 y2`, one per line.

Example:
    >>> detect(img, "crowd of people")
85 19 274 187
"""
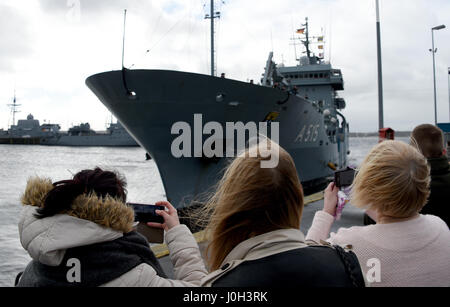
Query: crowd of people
15 124 450 287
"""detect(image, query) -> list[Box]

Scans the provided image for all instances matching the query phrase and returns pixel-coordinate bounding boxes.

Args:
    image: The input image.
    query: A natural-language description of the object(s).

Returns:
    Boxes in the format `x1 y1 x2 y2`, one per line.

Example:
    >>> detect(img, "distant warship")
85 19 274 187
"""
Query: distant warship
41 121 139 147
0 110 138 147
86 10 350 208
0 114 60 145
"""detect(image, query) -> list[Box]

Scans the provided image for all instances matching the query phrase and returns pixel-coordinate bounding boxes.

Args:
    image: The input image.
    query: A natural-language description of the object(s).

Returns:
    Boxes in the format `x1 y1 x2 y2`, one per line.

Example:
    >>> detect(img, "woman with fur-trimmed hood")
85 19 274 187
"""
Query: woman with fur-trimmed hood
16 167 207 287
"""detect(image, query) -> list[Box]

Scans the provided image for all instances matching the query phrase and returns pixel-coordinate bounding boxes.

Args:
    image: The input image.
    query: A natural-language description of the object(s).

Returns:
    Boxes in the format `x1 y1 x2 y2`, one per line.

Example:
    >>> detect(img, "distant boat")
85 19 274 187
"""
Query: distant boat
0 113 139 147
42 121 139 147
0 114 60 145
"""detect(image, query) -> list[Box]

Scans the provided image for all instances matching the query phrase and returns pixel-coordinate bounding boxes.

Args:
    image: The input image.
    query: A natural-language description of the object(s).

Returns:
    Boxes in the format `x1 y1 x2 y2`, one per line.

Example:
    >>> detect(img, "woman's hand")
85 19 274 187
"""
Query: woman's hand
323 182 339 217
147 201 180 231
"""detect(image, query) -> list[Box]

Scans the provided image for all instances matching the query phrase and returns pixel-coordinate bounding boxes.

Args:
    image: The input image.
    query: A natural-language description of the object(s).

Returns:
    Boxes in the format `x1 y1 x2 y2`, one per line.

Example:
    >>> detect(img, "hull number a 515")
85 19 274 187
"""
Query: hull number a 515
294 124 320 143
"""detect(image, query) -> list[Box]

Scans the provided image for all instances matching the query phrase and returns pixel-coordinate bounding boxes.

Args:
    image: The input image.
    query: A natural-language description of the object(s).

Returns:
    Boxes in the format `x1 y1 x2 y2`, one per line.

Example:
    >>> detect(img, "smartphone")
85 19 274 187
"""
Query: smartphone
334 167 356 188
128 203 165 224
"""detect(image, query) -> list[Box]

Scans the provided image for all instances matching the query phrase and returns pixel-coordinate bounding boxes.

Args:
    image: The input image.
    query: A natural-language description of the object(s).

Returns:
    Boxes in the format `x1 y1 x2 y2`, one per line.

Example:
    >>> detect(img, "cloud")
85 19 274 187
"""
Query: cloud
39 0 147 14
0 4 34 72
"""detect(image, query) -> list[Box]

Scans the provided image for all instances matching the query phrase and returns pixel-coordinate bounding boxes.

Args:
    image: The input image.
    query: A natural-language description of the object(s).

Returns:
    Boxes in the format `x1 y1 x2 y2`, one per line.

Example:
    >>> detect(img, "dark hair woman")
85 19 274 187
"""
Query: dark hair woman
16 167 207 287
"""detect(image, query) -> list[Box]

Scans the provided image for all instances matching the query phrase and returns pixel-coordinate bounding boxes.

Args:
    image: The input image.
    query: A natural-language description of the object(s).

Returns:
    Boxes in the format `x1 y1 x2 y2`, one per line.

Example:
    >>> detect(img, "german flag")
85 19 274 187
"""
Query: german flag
296 28 305 34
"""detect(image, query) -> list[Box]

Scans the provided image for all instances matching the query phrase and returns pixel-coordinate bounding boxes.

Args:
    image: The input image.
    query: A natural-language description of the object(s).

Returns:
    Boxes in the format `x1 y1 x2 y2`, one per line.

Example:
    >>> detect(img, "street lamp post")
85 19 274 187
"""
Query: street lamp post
430 24 446 125
375 0 384 131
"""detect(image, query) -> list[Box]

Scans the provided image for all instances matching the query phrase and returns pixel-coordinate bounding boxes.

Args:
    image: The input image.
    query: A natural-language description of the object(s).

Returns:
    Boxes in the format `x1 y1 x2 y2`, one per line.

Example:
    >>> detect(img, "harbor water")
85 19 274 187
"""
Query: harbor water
0 136 409 286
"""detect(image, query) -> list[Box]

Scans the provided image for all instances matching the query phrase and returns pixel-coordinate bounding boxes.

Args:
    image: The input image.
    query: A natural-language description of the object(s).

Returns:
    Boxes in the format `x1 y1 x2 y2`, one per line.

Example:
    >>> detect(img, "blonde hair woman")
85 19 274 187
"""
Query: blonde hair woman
155 140 365 287
306 140 450 287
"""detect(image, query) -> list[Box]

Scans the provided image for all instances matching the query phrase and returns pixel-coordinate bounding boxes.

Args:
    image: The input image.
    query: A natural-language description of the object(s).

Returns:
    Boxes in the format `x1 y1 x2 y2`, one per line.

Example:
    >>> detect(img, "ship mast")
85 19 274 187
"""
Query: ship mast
8 89 20 127
295 17 314 64
205 0 220 77
304 17 311 59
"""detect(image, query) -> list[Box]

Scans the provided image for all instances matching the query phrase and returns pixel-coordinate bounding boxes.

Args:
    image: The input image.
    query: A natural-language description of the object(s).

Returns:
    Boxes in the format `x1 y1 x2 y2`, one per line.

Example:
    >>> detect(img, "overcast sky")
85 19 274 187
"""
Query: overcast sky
1 0 449 132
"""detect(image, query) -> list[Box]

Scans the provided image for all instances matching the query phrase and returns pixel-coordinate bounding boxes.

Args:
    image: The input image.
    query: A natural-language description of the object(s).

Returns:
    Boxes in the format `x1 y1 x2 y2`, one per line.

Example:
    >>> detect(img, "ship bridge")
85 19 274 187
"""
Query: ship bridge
277 64 344 91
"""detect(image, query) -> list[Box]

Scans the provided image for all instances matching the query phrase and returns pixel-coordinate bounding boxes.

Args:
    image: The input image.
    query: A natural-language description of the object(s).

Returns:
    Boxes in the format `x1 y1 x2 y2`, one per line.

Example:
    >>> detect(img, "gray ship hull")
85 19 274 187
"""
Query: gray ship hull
87 69 348 208
0 137 42 145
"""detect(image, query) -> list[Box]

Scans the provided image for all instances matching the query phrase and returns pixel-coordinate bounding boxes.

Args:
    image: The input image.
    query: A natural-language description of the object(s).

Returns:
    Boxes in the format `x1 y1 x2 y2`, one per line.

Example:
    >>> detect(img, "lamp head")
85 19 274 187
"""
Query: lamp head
432 25 446 31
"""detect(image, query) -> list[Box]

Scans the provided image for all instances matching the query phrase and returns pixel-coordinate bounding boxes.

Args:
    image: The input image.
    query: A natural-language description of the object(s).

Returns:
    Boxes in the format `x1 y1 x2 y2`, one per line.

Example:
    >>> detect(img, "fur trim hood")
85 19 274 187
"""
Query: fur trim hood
21 177 135 233
19 177 135 266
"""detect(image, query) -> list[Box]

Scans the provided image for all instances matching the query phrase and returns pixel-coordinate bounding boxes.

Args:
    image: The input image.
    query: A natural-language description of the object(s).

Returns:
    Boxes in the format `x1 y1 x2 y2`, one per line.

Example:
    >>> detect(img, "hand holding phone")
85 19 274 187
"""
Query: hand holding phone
128 203 165 224
324 167 356 219
147 201 180 232
323 182 339 216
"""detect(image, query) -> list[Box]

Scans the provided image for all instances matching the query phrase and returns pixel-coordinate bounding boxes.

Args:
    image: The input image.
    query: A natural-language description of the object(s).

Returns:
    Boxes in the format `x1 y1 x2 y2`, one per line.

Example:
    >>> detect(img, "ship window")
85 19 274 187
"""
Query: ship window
319 73 323 78
309 74 313 78
324 73 329 78
314 74 318 79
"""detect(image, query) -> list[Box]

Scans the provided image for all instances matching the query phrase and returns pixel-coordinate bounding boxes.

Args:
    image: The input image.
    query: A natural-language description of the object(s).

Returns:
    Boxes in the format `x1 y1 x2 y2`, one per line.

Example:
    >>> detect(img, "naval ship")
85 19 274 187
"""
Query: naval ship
0 114 61 145
86 12 349 209
41 121 139 147
0 111 138 147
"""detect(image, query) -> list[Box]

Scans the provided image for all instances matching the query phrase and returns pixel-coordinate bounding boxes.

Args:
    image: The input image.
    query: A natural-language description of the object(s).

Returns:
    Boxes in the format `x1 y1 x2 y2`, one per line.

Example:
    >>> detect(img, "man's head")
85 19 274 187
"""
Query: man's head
411 124 446 159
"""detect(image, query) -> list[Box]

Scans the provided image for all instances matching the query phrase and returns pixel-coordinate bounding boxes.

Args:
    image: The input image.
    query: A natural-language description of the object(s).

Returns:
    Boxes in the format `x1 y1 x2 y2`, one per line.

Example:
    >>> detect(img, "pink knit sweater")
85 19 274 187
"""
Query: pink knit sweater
306 211 450 287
